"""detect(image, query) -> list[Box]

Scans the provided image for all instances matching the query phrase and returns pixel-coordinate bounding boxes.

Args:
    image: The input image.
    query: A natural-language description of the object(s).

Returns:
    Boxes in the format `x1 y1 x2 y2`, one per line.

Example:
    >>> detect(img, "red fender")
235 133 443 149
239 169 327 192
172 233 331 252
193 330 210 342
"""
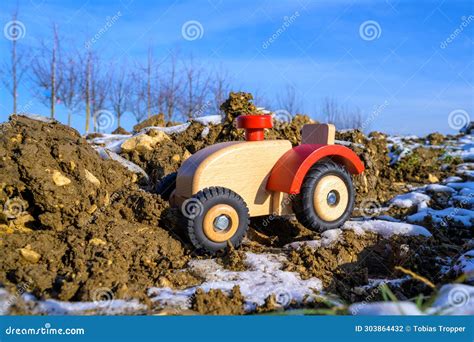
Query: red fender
266 144 365 194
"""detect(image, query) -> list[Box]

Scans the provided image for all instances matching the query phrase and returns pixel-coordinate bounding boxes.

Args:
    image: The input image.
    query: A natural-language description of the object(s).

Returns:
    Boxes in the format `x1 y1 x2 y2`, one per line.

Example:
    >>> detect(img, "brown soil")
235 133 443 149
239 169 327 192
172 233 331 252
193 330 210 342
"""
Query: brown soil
425 132 445 145
392 146 457 184
219 92 257 122
284 230 442 302
133 114 166 133
111 126 130 135
336 130 395 205
120 136 191 186
0 116 188 302
217 243 247 271
191 286 245 315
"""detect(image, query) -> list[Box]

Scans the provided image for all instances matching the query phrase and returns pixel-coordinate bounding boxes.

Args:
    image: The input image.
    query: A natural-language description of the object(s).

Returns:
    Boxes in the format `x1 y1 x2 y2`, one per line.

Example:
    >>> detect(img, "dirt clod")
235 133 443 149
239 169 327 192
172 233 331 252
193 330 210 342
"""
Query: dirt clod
191 286 245 315
0 115 188 302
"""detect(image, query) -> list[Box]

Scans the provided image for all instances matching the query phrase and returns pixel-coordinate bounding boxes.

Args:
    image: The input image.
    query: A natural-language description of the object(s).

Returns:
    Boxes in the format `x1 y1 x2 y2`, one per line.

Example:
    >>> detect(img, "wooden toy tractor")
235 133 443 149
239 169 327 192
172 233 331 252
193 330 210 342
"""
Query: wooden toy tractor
157 115 364 253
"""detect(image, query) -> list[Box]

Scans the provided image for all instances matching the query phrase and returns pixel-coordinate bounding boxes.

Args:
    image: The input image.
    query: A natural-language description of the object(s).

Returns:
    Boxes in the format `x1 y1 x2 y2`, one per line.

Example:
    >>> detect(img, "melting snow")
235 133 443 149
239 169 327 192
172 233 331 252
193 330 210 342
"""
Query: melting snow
140 123 191 135
192 115 223 125
351 284 474 315
407 207 474 228
23 294 145 315
446 182 474 191
343 220 432 238
452 250 474 281
428 284 474 315
95 147 149 181
443 176 463 183
389 192 431 210
148 252 322 311
15 113 55 123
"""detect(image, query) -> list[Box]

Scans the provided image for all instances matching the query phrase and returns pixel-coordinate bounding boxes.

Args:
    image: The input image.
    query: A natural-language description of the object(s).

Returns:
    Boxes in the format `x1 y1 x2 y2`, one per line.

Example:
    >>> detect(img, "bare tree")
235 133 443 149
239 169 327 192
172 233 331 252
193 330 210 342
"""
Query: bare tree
129 70 147 123
57 51 81 126
79 50 93 133
91 57 111 131
131 45 161 122
252 90 273 110
145 46 154 118
109 64 131 129
277 84 303 115
31 24 62 118
179 56 211 119
1 9 28 114
320 97 364 129
210 67 231 114
160 50 183 122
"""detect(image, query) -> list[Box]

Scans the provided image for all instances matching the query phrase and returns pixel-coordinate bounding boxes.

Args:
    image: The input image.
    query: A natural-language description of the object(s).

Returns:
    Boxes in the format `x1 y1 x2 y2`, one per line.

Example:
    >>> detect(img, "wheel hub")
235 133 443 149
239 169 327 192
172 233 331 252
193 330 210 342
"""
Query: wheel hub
327 190 339 206
214 215 230 231
203 204 240 243
313 175 349 222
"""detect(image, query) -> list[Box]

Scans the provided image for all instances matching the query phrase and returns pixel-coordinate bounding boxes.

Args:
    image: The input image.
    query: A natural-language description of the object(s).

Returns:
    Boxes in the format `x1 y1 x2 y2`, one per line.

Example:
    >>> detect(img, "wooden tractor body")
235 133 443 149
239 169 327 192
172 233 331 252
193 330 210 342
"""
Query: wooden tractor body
157 114 364 253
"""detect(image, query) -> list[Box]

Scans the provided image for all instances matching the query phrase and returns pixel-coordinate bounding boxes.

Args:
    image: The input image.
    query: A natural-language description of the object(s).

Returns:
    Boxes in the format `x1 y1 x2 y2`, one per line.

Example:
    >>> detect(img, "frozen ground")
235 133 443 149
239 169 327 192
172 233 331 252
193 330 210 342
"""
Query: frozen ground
1 115 473 315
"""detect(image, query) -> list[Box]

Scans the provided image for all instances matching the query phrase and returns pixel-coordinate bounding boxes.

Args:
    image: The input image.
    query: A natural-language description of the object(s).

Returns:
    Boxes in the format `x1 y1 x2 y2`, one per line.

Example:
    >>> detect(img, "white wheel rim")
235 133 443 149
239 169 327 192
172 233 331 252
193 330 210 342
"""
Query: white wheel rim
313 175 349 222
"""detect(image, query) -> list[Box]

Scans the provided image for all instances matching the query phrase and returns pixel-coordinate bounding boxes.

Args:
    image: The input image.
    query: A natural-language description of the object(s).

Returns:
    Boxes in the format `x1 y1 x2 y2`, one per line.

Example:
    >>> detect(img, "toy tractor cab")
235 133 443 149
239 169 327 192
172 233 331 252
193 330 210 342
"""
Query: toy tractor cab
157 115 364 253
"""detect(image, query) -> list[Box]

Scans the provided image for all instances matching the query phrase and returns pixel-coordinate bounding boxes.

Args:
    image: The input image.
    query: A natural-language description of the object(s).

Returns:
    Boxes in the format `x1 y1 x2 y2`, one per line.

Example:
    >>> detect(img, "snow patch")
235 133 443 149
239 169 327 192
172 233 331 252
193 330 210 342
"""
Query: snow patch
140 123 191 135
95 147 149 180
148 252 322 311
15 113 54 123
389 192 431 210
443 176 463 183
23 294 145 315
407 207 474 228
343 220 432 238
192 115 223 125
428 284 474 315
452 250 474 281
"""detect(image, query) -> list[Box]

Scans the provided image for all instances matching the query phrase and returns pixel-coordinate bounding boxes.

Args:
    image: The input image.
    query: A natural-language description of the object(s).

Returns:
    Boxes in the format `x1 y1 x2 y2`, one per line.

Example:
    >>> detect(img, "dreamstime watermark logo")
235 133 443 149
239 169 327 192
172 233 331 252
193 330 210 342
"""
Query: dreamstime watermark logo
440 15 474 49
359 198 384 218
181 198 204 219
361 100 390 132
447 287 470 308
448 109 470 130
350 282 389 315
272 109 293 125
91 287 115 309
262 194 296 227
16 100 35 114
2 281 32 312
84 11 122 49
359 20 382 41
262 11 300 49
3 20 26 41
194 100 212 117
95 110 115 131
440 192 473 227
274 289 292 307
3 198 26 219
181 20 204 41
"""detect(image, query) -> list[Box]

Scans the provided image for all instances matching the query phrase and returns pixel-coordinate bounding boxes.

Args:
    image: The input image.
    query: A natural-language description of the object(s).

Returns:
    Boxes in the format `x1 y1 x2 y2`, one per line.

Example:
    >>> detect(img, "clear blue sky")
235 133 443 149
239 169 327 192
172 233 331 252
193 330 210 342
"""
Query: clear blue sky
0 0 473 135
